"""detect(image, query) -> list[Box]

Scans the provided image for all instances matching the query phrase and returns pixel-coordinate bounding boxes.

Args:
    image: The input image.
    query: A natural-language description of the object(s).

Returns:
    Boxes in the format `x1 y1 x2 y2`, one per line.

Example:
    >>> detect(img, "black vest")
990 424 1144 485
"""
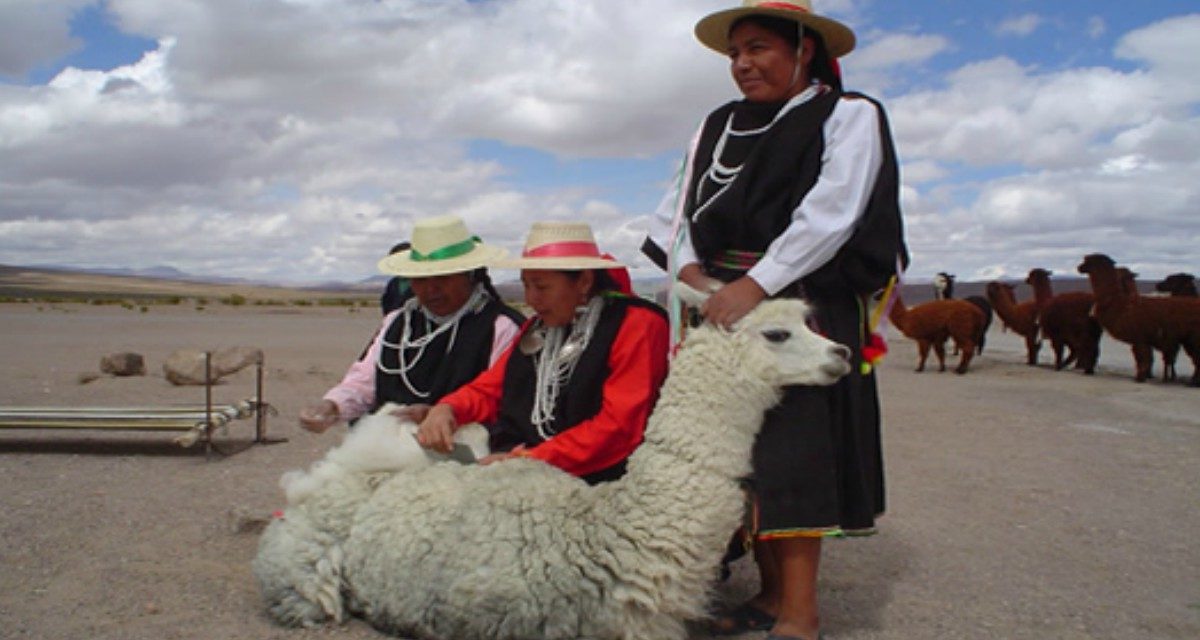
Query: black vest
686 90 907 296
374 298 523 410
491 295 665 485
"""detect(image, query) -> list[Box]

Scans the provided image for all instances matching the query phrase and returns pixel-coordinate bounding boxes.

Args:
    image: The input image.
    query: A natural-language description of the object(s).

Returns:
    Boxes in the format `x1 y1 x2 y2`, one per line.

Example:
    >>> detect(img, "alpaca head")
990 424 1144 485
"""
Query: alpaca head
1026 268 1051 285
1077 253 1116 276
673 282 852 388
985 280 1015 303
1156 273 1197 296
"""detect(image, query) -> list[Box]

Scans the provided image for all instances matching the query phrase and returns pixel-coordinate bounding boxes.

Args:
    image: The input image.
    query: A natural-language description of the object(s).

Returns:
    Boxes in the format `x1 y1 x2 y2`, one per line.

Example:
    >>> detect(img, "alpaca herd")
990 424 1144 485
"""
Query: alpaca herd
894 258 1199 384
254 283 853 639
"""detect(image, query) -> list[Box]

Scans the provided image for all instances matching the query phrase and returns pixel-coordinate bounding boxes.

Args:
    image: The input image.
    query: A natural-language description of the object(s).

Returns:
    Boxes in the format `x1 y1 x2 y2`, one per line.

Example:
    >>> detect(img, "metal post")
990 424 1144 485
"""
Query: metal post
204 351 213 460
255 356 265 443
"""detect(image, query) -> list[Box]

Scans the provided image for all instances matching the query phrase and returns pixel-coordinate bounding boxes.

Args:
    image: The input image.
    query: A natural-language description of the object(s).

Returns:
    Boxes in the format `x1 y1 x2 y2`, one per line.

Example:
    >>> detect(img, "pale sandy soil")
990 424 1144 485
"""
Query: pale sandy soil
0 303 1197 640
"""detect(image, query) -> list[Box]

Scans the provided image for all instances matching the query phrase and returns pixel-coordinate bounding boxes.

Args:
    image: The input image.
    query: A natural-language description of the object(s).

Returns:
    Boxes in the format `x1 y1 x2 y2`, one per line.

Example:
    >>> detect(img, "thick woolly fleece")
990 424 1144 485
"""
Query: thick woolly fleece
334 289 851 640
253 285 851 637
252 406 489 627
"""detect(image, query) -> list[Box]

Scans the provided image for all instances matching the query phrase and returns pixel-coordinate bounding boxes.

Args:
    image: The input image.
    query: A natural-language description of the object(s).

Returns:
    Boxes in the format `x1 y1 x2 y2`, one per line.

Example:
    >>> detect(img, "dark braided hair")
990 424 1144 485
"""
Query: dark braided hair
471 268 506 302
562 269 621 297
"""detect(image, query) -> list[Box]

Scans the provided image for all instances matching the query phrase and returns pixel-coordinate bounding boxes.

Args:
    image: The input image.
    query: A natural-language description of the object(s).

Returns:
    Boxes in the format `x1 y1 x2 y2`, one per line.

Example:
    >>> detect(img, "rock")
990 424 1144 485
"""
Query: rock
163 347 263 386
212 346 263 376
99 352 146 376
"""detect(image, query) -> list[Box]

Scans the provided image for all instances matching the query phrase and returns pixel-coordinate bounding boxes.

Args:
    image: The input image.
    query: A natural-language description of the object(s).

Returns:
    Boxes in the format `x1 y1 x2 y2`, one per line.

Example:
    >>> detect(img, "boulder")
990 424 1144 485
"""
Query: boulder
100 352 146 376
164 347 263 386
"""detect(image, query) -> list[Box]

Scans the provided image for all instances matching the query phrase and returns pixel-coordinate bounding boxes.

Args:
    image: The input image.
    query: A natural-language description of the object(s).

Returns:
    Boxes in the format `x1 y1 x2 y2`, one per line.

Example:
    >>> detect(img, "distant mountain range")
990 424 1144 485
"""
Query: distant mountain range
5 262 1114 304
17 263 389 291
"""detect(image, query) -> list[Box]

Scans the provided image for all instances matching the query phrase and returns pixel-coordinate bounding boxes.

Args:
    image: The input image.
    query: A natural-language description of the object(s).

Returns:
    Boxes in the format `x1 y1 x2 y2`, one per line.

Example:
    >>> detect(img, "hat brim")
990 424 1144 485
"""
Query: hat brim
495 256 624 271
378 245 508 277
695 6 855 58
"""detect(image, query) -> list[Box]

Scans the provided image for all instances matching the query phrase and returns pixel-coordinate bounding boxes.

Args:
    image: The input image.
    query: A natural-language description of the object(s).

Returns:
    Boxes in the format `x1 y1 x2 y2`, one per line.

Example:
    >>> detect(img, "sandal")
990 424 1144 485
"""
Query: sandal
709 602 776 635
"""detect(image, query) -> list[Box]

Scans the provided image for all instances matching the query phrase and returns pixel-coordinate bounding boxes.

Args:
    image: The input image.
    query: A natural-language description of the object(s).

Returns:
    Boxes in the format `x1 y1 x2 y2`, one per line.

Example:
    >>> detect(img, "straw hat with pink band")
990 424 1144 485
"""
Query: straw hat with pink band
499 222 624 271
499 221 634 294
694 0 856 58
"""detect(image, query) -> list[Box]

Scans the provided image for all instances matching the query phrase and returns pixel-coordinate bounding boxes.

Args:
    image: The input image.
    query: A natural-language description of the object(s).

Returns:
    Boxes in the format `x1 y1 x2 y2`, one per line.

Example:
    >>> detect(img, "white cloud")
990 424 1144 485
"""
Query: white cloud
0 1 1197 286
994 13 1042 38
1086 16 1107 39
892 15 1200 280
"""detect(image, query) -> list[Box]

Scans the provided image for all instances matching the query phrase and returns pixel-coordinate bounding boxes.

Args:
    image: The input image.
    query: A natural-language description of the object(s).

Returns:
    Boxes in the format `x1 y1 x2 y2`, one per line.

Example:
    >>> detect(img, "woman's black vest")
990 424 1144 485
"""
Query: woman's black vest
374 298 523 409
686 90 906 296
491 295 664 485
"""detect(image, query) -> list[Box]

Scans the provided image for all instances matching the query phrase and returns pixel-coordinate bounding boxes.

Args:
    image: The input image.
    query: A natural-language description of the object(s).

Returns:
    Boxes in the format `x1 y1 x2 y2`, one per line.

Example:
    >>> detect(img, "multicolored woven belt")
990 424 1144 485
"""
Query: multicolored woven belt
710 249 764 272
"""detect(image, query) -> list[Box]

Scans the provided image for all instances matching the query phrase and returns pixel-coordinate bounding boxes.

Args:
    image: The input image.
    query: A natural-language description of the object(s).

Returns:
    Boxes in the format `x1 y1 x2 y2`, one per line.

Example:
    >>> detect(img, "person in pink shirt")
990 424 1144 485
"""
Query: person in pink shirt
299 215 523 432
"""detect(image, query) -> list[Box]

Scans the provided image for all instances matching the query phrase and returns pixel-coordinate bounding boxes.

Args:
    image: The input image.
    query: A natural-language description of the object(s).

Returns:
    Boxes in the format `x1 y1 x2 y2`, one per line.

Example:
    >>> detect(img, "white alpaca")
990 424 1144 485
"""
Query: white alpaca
333 284 852 639
253 405 488 627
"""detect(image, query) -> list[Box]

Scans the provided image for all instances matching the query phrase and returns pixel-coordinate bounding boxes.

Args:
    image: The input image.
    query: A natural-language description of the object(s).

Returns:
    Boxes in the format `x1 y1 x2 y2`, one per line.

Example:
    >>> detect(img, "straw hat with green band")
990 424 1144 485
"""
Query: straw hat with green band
378 215 507 277
694 0 856 58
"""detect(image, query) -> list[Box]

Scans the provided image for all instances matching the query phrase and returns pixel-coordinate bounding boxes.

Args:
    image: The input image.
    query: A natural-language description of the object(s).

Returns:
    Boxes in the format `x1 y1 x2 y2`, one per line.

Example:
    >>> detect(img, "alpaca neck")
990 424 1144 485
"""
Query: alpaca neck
593 337 780 546
989 286 1024 327
1084 266 1130 316
1029 276 1053 310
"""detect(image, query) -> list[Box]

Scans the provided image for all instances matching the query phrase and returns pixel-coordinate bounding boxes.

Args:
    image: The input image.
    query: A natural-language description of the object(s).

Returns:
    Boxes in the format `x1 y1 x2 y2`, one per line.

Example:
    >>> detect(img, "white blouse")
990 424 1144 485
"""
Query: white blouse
649 90 885 296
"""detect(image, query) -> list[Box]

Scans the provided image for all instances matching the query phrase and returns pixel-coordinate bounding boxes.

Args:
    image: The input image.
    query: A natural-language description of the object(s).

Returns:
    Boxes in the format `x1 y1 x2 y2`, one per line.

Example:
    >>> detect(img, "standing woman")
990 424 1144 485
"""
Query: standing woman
416 222 670 485
299 215 524 432
644 2 906 639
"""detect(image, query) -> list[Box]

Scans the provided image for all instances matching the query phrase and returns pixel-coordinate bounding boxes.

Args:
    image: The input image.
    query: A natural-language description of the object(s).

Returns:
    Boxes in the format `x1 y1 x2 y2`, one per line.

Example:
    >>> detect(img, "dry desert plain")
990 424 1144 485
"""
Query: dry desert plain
0 288 1197 640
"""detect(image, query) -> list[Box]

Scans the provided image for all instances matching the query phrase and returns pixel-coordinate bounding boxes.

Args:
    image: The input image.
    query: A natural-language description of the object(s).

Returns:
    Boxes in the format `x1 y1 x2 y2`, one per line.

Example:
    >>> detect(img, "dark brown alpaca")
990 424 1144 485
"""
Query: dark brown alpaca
1024 268 1101 374
888 295 987 374
985 281 1040 365
1077 254 1200 385
1156 273 1197 297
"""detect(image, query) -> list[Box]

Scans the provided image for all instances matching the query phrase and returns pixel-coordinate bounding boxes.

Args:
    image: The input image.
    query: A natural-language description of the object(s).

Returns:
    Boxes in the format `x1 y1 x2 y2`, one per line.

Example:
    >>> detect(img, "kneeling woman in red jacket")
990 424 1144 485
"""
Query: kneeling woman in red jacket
416 221 669 484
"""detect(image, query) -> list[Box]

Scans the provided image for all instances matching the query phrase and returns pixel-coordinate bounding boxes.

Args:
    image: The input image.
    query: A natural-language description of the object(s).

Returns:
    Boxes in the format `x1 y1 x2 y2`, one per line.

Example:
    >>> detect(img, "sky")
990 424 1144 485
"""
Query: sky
1 0 1198 286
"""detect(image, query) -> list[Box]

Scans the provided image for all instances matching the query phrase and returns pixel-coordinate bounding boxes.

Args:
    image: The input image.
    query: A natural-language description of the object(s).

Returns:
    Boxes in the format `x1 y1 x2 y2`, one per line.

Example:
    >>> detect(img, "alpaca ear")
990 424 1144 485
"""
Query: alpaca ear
673 281 711 307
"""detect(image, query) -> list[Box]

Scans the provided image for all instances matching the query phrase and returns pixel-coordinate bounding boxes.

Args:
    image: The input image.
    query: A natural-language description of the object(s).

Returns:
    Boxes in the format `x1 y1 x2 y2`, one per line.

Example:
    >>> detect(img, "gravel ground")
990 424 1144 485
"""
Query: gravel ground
0 303 1196 640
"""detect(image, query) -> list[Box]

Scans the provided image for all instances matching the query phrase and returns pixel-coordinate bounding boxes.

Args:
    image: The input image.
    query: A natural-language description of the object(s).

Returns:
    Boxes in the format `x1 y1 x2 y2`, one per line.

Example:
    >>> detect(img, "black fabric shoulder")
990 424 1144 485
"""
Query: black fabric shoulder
803 92 909 296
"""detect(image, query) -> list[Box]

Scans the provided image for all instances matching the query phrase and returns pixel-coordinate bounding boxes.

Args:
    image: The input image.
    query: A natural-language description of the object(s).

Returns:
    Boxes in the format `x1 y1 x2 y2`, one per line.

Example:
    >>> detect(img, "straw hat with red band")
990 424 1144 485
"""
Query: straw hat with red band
497 221 624 271
378 214 507 277
694 0 856 58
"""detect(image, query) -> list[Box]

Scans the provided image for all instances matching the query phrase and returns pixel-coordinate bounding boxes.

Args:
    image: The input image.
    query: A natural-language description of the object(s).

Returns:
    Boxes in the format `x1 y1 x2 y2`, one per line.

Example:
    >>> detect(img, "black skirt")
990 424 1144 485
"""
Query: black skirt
748 287 885 536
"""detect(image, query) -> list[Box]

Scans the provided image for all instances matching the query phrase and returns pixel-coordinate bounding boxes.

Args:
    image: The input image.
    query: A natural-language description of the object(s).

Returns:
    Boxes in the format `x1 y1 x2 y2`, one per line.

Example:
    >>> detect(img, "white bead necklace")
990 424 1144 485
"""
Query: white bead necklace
376 285 489 399
691 83 823 223
529 295 605 439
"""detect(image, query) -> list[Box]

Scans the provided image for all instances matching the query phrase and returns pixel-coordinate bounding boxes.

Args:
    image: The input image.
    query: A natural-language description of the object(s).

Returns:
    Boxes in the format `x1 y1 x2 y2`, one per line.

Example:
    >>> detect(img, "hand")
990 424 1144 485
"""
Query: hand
389 403 431 423
678 263 722 294
298 400 339 433
415 404 458 454
701 276 767 329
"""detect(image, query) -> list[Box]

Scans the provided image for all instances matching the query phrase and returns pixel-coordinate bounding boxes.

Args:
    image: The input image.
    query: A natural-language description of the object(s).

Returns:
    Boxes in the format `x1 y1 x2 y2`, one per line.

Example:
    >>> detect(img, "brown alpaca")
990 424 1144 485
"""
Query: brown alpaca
888 295 986 374
1025 268 1101 373
1077 254 1200 385
985 281 1040 365
1156 273 1197 297
932 271 991 354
